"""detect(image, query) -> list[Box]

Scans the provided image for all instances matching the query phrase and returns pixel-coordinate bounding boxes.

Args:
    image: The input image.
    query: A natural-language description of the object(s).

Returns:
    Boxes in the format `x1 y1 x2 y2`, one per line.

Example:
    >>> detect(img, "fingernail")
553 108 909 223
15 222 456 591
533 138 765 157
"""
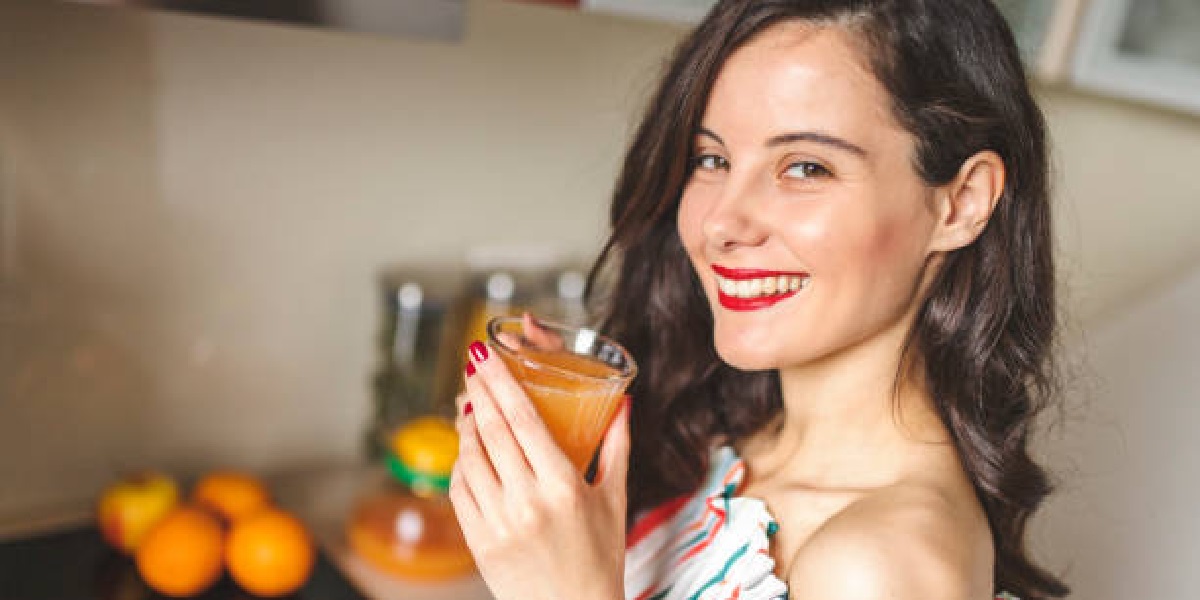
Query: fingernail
463 401 473 416
465 361 476 377
469 340 489 362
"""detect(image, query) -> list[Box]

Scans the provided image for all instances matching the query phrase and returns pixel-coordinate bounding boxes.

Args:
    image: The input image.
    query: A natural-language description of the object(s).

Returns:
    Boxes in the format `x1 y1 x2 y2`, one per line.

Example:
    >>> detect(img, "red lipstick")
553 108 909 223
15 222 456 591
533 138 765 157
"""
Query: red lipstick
711 264 809 312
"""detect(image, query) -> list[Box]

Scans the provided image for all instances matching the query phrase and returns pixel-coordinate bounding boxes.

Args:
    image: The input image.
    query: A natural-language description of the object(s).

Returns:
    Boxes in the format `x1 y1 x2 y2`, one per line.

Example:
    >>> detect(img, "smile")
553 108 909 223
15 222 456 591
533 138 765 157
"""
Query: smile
712 264 810 311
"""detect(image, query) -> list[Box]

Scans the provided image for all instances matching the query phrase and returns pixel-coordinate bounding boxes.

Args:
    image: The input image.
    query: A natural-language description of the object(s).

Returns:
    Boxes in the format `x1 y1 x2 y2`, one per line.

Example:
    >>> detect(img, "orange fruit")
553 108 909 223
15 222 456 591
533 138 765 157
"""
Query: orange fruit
192 471 272 524
135 505 225 597
225 508 315 597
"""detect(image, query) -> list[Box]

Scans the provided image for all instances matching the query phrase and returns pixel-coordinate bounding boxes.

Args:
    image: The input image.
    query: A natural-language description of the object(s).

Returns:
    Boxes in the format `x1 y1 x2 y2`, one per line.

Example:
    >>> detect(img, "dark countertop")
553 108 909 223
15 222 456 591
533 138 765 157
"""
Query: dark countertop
0 526 366 600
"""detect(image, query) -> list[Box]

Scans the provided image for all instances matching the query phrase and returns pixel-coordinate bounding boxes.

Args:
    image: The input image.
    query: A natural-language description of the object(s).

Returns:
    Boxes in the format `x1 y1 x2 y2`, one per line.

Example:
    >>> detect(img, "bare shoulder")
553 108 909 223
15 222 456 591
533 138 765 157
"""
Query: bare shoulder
785 482 994 600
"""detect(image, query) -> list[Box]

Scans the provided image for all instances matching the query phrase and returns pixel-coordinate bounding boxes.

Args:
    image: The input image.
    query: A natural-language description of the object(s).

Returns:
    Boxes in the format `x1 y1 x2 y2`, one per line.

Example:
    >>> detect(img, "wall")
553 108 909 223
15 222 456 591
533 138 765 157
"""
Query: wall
1036 84 1200 327
0 0 681 522
1034 261 1200 600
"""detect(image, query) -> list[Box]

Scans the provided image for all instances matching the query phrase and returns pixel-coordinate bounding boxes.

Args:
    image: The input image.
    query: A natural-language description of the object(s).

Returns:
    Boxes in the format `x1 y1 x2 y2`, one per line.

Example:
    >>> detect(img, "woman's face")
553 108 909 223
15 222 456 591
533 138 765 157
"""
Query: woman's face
678 23 941 371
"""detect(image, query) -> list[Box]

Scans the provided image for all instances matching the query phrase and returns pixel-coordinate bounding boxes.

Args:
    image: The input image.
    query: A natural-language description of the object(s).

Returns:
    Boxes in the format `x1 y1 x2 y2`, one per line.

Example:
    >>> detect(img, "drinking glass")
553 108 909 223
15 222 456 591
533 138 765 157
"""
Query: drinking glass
485 316 637 472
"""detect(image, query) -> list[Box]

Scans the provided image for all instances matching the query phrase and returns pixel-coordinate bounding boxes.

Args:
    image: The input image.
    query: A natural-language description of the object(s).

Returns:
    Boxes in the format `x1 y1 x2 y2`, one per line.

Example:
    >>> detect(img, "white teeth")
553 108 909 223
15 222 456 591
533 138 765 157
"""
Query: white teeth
715 273 809 299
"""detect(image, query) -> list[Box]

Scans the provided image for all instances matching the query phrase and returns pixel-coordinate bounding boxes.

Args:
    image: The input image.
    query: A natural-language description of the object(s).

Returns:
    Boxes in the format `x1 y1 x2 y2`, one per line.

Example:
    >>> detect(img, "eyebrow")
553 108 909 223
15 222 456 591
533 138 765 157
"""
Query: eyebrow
697 127 869 159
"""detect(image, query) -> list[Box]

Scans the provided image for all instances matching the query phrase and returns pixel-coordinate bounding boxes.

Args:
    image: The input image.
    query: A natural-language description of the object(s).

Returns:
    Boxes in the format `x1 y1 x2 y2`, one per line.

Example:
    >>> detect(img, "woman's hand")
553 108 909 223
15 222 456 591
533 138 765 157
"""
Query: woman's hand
450 340 631 600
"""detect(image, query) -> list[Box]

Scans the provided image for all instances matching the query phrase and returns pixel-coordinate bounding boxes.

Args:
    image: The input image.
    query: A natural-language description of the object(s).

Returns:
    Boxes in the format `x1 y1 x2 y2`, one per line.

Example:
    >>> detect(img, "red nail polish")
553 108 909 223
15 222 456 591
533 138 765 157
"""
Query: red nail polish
463 401 473 416
469 341 489 362
465 361 476 377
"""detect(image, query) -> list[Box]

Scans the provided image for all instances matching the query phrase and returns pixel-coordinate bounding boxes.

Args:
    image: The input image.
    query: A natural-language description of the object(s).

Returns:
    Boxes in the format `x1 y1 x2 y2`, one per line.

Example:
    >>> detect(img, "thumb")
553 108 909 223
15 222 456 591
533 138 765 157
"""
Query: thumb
596 394 632 495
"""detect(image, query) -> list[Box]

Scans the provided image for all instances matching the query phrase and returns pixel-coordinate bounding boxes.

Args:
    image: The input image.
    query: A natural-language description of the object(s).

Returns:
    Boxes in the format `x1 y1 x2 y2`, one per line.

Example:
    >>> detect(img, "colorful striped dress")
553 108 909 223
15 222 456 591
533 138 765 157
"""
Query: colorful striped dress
623 446 1023 600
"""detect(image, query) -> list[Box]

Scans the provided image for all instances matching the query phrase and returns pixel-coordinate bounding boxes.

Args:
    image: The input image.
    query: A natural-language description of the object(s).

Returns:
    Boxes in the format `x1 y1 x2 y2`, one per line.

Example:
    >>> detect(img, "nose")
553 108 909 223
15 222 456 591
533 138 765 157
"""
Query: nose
702 179 769 252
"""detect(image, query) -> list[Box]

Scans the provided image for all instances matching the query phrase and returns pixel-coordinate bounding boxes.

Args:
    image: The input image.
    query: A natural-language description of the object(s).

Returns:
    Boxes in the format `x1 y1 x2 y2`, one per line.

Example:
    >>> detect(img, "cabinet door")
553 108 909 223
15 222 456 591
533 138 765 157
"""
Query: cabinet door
581 0 718 25
995 0 1086 81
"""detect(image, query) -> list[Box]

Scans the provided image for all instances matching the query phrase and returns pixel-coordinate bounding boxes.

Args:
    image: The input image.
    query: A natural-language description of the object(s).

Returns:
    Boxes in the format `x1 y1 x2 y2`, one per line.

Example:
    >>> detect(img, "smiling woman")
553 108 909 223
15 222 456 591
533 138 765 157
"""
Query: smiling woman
447 1 1069 600
676 21 975 376
591 1 1066 599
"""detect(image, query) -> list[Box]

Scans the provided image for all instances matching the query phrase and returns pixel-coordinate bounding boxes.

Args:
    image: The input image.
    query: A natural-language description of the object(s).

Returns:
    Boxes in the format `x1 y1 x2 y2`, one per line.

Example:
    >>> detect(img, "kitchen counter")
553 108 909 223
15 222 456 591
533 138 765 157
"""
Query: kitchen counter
0 463 493 600
0 525 365 600
273 463 494 600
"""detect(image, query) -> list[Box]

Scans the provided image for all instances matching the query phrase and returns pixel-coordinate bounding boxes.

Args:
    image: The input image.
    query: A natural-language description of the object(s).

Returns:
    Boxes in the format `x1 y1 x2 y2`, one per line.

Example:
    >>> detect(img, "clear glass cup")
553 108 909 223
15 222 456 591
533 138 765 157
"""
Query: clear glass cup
486 315 637 472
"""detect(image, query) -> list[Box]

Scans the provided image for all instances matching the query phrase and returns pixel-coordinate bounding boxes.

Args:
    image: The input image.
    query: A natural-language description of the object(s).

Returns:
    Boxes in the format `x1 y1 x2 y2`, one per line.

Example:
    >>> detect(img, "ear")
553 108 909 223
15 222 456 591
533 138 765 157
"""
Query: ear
927 150 1005 253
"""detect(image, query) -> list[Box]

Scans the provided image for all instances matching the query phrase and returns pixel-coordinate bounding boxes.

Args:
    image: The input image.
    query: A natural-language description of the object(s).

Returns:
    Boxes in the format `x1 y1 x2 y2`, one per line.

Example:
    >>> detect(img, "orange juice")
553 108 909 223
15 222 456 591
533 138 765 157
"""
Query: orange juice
487 317 636 473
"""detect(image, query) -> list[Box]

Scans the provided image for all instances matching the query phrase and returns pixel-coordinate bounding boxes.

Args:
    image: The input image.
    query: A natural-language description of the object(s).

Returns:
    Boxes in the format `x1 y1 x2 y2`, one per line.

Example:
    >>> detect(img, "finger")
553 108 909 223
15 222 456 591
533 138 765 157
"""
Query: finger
453 407 501 517
454 392 472 432
522 312 564 351
469 340 574 480
465 344 539 487
454 392 470 416
596 394 632 495
448 461 482 529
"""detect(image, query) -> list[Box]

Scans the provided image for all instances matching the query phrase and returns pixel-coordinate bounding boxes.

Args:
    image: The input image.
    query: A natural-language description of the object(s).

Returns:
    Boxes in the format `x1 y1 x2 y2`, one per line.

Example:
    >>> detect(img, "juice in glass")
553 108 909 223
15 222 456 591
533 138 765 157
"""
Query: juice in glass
486 316 637 472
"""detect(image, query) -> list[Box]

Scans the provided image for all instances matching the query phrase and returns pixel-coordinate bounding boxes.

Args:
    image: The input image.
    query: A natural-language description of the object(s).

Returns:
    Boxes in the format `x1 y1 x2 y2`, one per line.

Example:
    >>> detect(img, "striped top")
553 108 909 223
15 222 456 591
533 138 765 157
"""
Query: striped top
623 446 1022 600
624 447 787 600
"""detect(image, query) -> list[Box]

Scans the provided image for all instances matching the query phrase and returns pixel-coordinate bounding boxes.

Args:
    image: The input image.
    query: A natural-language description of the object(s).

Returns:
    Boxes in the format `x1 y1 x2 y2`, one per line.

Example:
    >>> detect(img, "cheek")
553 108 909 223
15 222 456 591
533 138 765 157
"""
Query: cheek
865 220 907 262
843 210 933 291
789 203 927 283
776 203 853 266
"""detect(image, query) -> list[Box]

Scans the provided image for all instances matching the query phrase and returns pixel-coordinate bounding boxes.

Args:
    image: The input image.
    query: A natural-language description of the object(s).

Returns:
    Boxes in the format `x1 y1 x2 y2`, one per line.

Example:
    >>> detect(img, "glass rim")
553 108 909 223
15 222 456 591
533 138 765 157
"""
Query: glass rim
485 315 638 383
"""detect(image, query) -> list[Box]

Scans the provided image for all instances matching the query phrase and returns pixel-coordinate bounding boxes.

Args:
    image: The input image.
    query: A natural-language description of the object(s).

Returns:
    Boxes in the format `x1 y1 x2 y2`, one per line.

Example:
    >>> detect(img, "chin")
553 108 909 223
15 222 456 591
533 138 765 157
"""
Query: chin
710 316 794 371
712 338 785 372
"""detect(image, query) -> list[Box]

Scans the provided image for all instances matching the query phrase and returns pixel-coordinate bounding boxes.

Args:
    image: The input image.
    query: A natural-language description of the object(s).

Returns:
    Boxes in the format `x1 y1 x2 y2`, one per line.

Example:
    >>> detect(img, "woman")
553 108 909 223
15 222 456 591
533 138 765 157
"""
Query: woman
450 1 1069 599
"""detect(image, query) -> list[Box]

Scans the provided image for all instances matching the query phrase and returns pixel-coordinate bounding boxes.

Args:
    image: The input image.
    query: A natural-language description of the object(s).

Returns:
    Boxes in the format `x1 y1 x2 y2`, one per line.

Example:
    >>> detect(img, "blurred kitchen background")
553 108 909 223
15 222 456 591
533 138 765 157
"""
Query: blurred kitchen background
1 0 1199 598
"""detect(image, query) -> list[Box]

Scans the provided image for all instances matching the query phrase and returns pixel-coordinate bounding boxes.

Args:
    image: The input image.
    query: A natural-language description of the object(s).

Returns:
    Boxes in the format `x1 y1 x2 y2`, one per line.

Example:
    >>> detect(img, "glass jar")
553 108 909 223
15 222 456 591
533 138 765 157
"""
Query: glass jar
346 417 474 581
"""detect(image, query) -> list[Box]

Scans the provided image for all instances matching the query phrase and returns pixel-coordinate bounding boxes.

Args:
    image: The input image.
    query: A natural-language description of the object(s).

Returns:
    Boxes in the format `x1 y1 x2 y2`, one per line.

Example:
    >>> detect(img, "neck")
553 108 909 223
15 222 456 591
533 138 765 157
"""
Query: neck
749 312 952 490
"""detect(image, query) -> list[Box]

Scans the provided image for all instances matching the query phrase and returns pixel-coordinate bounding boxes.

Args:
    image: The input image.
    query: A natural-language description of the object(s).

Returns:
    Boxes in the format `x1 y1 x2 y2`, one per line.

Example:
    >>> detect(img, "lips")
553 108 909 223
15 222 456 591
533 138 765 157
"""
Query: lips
711 264 810 312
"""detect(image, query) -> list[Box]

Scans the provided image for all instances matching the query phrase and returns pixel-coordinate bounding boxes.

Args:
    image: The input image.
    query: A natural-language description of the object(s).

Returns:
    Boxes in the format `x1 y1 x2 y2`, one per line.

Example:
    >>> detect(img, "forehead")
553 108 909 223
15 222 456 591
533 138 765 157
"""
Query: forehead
703 23 899 148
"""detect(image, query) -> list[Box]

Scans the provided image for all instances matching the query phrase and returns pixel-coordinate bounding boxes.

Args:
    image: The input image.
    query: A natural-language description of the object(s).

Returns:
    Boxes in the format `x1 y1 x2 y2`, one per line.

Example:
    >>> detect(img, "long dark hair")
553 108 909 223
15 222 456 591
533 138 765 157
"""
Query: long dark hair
587 0 1067 598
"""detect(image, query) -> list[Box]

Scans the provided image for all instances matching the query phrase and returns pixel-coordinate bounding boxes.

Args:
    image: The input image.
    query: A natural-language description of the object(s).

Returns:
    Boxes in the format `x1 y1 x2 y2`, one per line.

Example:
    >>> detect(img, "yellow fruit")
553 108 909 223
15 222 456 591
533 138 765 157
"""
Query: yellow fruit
225 508 315 597
135 506 225 597
390 416 459 475
97 472 180 554
192 471 271 524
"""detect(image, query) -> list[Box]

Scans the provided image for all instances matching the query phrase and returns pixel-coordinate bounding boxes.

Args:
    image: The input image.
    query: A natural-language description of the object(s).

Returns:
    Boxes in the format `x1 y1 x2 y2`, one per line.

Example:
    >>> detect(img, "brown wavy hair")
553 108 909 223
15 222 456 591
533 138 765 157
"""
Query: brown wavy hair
587 0 1068 598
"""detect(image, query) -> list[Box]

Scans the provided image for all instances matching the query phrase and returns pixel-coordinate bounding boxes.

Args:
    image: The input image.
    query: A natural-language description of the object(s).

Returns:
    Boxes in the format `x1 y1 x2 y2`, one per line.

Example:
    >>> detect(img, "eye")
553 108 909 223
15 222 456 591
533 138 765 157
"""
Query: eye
783 161 832 179
690 154 730 172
